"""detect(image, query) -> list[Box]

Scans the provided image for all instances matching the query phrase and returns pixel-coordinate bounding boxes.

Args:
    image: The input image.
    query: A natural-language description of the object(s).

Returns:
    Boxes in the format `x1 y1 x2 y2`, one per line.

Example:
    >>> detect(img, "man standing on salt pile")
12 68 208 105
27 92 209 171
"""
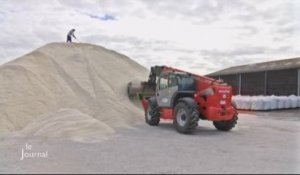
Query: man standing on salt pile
66 29 76 43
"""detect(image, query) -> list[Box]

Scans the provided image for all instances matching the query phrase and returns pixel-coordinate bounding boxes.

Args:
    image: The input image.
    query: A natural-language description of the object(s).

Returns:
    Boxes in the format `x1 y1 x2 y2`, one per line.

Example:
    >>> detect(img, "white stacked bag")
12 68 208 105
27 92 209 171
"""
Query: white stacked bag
232 95 300 110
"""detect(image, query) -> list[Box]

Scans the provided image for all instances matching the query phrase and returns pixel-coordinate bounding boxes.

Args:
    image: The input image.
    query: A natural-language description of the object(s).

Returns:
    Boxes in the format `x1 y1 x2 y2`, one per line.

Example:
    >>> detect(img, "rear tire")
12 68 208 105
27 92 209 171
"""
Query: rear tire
173 102 199 134
145 97 160 126
213 115 238 131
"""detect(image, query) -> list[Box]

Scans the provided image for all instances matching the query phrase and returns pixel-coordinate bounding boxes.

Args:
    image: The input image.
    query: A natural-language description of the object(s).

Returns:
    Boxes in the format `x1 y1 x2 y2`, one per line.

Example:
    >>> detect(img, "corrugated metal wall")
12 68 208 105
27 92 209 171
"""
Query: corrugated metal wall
210 68 299 96
266 69 298 96
241 72 265 95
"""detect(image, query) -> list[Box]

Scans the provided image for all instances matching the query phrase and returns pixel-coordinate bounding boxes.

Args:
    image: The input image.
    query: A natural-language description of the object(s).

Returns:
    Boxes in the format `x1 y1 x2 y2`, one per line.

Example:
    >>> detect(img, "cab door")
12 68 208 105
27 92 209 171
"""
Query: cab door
156 73 178 107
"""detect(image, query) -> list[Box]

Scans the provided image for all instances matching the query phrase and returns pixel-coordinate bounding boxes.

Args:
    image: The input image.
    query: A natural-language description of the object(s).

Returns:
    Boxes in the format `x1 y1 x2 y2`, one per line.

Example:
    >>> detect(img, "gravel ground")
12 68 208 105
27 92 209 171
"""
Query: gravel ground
0 109 299 174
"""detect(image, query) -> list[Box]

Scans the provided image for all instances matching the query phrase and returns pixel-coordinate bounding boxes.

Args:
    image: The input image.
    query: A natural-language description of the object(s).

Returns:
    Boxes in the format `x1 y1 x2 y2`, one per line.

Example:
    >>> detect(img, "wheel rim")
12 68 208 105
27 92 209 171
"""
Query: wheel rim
176 109 187 126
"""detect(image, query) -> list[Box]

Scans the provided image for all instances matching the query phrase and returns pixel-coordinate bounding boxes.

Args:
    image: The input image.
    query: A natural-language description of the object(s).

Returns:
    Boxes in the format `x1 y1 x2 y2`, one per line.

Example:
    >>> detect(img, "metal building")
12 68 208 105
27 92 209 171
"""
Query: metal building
207 57 300 96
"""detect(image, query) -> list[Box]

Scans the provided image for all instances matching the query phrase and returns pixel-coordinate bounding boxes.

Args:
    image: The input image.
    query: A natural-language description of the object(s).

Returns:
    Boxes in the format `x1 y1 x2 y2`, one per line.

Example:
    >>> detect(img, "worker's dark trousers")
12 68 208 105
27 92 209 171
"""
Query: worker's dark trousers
67 35 72 43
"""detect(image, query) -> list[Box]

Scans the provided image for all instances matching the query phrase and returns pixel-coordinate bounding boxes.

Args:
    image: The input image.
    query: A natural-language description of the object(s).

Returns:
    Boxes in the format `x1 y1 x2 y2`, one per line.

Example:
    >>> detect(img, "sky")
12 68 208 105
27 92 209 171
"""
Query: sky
0 0 299 74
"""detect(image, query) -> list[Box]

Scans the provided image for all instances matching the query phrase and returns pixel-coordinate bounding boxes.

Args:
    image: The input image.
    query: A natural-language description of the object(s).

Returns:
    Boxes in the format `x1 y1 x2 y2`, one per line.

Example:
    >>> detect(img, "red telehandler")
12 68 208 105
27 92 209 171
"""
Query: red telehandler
128 66 238 133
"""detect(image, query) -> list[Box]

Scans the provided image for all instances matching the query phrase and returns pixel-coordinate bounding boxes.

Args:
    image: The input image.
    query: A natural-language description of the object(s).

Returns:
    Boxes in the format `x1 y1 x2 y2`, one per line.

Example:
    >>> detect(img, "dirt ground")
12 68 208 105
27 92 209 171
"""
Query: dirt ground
0 109 299 174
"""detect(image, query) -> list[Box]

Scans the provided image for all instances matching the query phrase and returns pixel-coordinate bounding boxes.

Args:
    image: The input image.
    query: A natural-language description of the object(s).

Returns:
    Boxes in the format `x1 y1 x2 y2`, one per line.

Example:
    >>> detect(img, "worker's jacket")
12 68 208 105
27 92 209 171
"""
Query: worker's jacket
67 30 75 37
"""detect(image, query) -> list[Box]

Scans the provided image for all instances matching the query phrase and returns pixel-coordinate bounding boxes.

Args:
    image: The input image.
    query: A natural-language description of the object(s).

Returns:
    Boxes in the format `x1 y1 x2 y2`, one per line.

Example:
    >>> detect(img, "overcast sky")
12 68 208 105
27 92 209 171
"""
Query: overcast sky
0 0 299 74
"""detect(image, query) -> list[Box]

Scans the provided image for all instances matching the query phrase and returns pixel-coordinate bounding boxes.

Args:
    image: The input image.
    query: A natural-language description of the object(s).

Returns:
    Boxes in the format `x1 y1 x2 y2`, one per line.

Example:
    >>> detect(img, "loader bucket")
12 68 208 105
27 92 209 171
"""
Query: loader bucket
127 81 143 97
127 81 155 98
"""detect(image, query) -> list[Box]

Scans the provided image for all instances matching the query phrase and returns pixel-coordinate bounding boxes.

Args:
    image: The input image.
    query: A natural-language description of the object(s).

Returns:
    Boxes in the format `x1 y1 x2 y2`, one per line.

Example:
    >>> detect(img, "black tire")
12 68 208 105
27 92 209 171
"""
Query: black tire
213 114 238 131
173 101 199 134
145 97 160 126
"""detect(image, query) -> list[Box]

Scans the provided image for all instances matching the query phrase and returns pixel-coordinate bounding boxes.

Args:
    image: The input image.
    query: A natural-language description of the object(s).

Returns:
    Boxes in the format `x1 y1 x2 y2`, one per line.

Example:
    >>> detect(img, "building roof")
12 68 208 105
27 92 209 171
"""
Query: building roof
208 57 300 76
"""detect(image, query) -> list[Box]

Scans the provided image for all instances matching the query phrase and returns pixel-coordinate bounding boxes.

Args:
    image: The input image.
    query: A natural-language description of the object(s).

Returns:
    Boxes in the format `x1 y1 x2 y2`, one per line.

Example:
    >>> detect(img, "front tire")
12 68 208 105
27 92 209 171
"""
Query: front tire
145 98 160 126
173 102 199 134
213 115 238 131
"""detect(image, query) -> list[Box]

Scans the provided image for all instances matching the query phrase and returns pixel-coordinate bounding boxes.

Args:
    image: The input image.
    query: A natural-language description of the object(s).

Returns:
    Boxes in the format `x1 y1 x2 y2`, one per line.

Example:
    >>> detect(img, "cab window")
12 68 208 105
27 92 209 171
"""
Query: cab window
159 74 168 90
168 74 178 87
177 75 196 91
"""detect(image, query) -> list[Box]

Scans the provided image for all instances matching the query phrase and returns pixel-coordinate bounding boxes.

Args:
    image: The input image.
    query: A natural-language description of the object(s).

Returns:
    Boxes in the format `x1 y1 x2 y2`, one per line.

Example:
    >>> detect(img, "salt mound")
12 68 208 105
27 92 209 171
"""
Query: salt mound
0 42 149 140
20 108 114 142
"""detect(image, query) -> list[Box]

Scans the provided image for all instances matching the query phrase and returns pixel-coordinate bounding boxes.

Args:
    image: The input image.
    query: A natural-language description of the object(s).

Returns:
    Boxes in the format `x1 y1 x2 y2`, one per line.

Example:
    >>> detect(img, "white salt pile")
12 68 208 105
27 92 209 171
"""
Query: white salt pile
0 43 148 142
233 95 300 111
20 108 115 142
